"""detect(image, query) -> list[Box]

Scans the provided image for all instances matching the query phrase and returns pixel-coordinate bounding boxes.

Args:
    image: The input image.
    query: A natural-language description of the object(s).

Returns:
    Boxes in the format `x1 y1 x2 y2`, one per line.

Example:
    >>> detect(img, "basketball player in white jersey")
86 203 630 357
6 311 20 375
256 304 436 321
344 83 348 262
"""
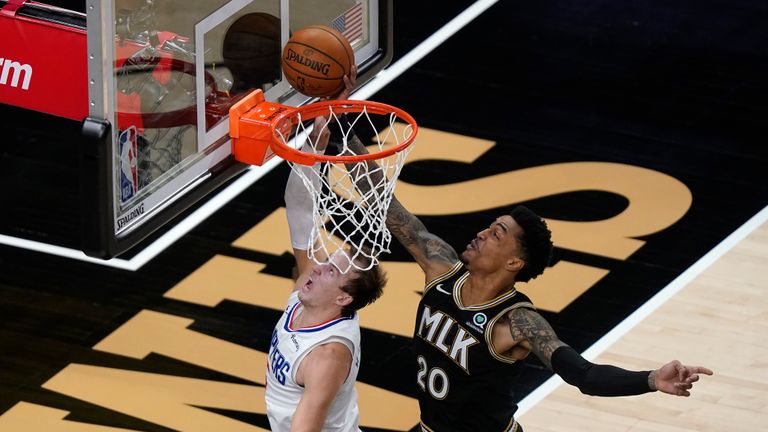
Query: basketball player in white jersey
265 69 386 432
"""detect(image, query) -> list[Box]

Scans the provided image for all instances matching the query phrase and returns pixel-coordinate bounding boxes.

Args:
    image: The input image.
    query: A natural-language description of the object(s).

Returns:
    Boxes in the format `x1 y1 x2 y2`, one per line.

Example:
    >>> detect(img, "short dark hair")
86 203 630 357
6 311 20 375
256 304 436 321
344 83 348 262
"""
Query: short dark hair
339 263 386 316
510 205 553 282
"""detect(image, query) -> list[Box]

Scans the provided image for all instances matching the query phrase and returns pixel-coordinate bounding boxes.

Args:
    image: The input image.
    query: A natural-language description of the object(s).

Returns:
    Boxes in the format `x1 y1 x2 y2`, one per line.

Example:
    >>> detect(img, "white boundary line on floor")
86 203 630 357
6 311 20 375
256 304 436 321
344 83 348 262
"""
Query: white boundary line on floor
0 0 499 271
516 203 768 416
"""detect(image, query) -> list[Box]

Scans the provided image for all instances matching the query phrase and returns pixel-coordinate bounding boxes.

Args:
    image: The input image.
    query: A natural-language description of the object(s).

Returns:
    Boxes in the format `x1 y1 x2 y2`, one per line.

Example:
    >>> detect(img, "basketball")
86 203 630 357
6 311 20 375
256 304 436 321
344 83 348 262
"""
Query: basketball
282 25 354 97
223 13 282 93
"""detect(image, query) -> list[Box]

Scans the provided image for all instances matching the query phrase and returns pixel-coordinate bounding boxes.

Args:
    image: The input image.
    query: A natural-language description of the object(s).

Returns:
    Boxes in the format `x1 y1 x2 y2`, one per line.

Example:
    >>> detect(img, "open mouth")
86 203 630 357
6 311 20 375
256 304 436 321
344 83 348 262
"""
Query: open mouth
302 278 313 293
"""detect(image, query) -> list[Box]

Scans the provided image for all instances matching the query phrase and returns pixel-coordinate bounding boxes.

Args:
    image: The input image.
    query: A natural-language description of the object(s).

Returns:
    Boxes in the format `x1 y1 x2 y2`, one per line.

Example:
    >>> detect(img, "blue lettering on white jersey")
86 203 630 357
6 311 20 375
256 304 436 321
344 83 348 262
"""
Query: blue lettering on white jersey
269 329 291 385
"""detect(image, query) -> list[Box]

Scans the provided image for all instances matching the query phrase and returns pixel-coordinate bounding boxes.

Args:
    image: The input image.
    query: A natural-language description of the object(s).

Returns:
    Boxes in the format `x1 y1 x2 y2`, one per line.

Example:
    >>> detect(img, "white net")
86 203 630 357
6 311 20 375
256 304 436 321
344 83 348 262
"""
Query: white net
275 104 416 273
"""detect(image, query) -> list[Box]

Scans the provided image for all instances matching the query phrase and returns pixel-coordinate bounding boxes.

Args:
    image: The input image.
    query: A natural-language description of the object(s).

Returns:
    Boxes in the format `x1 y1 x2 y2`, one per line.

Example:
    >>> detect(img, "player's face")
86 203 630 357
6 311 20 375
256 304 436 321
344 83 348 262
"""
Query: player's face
298 251 355 308
462 215 525 273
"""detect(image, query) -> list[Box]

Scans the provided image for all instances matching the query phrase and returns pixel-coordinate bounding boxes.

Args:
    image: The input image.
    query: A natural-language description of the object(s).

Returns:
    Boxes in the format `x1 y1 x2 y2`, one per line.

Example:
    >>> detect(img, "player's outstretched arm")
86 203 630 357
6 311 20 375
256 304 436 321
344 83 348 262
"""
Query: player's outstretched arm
335 125 458 276
285 115 331 283
291 343 353 432
506 307 713 397
285 70 354 282
332 71 458 278
337 130 459 277
386 198 459 277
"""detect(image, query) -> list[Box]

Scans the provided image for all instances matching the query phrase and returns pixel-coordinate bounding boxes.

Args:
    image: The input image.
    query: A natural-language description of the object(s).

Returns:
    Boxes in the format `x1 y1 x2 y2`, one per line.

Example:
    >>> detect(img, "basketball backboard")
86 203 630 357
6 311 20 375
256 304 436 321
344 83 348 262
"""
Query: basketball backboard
81 0 392 258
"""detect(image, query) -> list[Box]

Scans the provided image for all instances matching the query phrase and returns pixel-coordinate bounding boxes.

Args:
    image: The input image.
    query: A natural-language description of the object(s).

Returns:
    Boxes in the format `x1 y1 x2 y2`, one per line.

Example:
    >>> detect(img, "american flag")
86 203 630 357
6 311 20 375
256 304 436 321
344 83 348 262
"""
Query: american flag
330 2 364 44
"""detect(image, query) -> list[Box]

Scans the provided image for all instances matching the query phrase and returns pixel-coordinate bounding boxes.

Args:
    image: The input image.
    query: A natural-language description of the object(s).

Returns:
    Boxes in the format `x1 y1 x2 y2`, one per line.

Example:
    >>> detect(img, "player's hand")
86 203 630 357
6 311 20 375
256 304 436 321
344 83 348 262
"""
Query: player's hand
317 64 357 102
337 64 357 100
652 360 713 396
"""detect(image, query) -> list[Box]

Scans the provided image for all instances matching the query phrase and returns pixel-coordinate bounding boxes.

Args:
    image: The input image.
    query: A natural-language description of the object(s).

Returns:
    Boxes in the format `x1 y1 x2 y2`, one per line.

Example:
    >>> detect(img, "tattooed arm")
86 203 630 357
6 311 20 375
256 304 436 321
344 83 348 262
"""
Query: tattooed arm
506 306 566 370
506 307 713 397
386 198 459 277
338 130 458 278
506 307 647 395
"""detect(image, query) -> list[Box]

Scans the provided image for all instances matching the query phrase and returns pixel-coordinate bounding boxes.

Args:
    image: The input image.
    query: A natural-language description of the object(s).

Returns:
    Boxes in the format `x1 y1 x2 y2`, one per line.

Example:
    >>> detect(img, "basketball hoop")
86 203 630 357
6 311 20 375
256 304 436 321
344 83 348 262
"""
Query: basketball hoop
229 90 418 273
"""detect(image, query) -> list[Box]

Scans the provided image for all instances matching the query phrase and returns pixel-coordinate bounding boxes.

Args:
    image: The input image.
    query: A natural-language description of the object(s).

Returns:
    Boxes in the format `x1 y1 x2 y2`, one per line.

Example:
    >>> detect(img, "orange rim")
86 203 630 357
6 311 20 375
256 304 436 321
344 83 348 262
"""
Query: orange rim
268 99 418 166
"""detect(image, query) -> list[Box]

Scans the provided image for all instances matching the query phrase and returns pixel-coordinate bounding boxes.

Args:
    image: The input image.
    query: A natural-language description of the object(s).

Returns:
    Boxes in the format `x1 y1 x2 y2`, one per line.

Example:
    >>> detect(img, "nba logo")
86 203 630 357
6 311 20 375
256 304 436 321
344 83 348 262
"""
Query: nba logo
118 126 139 203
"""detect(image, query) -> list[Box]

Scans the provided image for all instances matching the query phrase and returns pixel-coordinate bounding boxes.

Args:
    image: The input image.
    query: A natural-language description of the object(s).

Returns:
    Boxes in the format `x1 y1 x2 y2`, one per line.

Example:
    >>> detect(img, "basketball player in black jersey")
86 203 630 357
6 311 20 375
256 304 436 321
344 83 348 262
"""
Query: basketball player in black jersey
334 102 713 432
391 204 714 432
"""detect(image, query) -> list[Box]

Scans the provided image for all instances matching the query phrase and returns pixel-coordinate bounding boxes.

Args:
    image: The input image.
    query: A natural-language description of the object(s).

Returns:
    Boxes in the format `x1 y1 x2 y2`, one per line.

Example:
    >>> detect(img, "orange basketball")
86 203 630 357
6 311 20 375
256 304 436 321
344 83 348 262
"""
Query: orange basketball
282 25 354 97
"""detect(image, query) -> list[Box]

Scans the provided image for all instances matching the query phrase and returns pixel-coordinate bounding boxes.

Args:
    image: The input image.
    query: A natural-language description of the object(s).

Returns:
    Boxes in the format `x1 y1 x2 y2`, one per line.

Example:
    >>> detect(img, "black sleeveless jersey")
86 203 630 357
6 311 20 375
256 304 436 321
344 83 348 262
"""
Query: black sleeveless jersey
413 262 535 432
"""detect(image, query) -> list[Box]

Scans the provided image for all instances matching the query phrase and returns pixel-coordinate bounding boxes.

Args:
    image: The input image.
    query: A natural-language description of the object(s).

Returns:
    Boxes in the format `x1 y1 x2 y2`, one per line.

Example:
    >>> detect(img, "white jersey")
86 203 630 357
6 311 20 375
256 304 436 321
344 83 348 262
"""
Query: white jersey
265 291 362 432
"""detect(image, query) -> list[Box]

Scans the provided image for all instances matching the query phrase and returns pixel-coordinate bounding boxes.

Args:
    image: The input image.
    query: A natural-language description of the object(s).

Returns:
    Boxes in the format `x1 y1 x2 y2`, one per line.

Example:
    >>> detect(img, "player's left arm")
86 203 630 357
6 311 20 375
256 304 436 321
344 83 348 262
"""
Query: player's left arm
290 343 353 432
506 307 713 397
285 115 329 288
285 67 357 283
285 114 331 282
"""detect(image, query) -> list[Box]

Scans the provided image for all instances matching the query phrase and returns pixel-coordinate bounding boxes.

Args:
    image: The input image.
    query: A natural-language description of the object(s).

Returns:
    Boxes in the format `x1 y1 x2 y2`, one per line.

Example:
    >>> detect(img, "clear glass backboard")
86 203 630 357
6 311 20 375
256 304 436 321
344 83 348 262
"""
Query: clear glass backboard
81 0 392 258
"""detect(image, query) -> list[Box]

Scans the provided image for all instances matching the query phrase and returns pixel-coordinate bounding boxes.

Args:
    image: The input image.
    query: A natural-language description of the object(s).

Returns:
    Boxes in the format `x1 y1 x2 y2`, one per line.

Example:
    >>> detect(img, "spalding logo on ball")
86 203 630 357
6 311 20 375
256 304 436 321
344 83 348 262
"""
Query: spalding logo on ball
281 25 354 98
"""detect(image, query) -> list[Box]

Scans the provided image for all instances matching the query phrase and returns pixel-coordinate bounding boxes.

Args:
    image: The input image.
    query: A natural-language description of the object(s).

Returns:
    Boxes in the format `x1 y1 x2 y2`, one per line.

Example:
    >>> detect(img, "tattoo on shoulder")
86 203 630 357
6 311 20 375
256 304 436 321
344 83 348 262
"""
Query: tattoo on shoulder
507 308 565 369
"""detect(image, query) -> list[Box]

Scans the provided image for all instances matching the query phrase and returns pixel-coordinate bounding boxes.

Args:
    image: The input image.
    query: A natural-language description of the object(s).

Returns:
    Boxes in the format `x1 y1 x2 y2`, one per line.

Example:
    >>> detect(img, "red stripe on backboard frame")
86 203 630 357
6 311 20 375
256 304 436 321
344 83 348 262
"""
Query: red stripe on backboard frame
0 9 88 121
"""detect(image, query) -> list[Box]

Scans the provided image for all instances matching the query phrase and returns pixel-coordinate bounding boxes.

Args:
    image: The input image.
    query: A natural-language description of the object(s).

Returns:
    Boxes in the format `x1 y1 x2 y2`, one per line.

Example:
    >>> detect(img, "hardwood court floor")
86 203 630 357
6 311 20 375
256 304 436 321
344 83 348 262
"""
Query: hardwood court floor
519 215 768 432
1 1 768 431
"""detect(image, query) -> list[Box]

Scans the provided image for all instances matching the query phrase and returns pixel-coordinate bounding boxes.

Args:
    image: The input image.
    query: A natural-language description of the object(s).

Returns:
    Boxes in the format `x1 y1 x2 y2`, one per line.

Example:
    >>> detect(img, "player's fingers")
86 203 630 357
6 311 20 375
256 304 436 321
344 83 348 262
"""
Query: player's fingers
689 366 714 375
674 361 686 381
342 73 356 91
